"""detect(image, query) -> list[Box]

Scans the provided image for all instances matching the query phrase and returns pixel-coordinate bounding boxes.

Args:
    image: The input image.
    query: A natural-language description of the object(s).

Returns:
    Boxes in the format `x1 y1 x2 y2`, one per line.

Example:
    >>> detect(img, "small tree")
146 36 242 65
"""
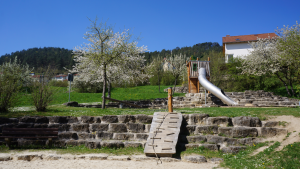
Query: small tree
73 18 147 109
30 67 55 112
166 53 186 89
147 56 164 92
0 57 31 112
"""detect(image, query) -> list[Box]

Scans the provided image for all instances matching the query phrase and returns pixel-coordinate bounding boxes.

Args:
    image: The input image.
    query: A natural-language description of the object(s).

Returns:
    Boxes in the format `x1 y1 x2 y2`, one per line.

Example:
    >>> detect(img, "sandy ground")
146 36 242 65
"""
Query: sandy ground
0 159 220 169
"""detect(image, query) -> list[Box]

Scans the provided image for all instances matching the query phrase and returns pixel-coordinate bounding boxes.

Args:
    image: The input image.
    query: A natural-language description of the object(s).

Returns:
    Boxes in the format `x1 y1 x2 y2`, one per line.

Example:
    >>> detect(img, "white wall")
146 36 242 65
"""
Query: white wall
225 43 253 62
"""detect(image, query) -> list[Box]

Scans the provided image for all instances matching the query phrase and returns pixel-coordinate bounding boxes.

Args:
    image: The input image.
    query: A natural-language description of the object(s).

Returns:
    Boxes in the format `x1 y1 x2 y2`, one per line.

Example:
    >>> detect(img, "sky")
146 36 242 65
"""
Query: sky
1 0 300 56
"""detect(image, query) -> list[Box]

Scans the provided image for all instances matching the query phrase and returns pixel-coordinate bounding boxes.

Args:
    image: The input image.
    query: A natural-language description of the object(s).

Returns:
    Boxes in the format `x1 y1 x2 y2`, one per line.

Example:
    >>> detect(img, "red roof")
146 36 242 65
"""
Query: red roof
222 33 277 44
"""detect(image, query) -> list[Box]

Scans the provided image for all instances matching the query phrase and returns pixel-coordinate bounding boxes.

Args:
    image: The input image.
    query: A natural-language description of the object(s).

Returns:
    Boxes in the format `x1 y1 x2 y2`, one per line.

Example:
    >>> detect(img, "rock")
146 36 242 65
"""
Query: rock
66 116 78 123
189 114 209 125
48 124 70 132
181 125 196 135
262 121 279 127
117 115 136 123
33 123 49 128
80 116 97 123
206 117 232 127
63 101 78 107
18 140 46 147
77 132 95 140
109 123 127 133
96 131 114 139
16 123 34 128
107 156 130 161
47 140 66 147
218 127 233 137
232 127 258 138
48 116 68 124
186 135 206 143
88 154 108 160
0 117 11 124
221 146 246 154
124 142 143 148
90 124 109 132
19 116 36 123
210 158 223 163
17 155 41 161
35 116 49 123
65 140 78 146
226 138 239 145
200 144 219 151
184 155 207 163
85 141 100 149
232 116 262 127
127 123 145 133
44 155 61 160
101 116 118 123
0 155 11 161
239 138 257 145
113 133 134 140
206 136 228 144
135 133 149 140
135 115 152 124
260 127 287 137
72 123 90 132
195 125 218 134
101 141 124 148
58 132 78 140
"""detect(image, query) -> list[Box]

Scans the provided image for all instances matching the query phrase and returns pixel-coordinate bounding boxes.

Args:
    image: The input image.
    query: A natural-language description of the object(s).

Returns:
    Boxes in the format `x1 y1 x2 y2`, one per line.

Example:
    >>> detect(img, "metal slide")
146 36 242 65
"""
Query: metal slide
198 68 238 106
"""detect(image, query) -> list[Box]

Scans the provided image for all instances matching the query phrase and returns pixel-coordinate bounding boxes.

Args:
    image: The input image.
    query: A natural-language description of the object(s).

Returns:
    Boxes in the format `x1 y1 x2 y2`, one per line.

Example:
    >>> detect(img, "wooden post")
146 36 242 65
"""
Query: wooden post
168 88 173 112
197 57 199 61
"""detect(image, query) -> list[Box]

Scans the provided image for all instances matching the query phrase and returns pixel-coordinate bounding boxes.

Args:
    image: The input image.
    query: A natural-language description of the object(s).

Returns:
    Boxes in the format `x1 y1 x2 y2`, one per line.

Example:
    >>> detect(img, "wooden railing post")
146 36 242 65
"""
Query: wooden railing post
207 57 210 94
168 88 173 112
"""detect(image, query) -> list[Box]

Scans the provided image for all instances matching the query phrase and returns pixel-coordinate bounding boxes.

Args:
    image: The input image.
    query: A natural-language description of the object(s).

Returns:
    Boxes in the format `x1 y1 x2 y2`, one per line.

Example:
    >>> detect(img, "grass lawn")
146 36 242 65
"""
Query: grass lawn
16 85 185 107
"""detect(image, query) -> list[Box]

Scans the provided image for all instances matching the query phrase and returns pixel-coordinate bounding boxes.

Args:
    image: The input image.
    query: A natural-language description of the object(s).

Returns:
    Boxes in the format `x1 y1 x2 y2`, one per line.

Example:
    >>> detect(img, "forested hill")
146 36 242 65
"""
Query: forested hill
143 42 223 63
0 47 74 72
0 42 222 72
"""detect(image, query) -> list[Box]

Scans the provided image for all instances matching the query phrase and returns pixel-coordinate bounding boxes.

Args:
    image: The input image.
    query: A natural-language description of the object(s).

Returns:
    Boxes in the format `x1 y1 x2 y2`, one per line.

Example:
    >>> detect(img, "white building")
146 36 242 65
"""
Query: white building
222 33 277 63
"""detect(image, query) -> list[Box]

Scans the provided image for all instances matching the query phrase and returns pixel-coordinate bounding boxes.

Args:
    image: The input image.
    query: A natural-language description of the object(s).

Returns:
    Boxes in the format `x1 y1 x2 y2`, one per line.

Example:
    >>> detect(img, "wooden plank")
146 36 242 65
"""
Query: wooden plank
144 112 182 157
104 97 142 108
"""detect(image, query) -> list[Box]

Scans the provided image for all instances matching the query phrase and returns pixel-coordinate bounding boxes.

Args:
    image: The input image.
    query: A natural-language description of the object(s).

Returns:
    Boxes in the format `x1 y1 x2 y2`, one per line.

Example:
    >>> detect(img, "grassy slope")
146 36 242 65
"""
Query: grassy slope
16 85 185 107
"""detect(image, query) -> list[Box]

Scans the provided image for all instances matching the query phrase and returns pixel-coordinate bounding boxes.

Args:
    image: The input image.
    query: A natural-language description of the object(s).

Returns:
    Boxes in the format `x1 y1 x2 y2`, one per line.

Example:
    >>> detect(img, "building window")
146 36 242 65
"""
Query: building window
227 54 233 63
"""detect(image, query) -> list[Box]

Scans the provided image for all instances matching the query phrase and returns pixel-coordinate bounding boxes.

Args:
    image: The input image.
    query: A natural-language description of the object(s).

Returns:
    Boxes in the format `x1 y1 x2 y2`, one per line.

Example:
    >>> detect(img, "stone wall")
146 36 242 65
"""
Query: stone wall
0 114 288 154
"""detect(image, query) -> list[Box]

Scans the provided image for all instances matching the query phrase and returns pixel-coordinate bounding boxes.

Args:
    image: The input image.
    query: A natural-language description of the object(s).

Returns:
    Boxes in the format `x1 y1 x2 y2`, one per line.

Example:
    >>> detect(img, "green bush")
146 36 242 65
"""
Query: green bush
49 80 68 87
72 80 103 93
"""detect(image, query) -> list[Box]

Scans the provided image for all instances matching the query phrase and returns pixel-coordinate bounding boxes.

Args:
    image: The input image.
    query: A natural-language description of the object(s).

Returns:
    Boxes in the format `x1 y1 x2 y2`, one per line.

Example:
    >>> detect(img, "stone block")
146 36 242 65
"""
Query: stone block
113 133 134 140
48 124 70 132
109 123 127 133
16 123 34 128
33 124 48 128
85 141 100 149
0 117 10 124
127 123 145 133
183 155 207 163
65 140 78 146
8 118 18 124
124 142 143 148
77 140 87 145
181 125 196 135
0 155 11 161
117 115 136 123
77 132 95 140
19 116 36 123
35 116 49 123
48 116 68 124
260 127 287 137
72 123 90 132
221 146 246 154
90 124 109 132
66 116 79 123
232 127 258 138
17 155 41 161
101 116 118 123
226 138 239 145
43 155 61 160
144 124 151 133
262 121 279 127
195 125 218 134
239 138 257 145
185 144 199 149
190 114 209 125
48 140 66 147
80 116 96 123
218 127 233 137
186 135 206 143
210 158 223 163
136 133 149 140
135 115 152 124
200 144 219 151
182 114 190 125
101 141 124 148
206 136 228 144
96 131 113 140
207 117 232 127
232 116 262 127
58 132 78 140
63 101 78 107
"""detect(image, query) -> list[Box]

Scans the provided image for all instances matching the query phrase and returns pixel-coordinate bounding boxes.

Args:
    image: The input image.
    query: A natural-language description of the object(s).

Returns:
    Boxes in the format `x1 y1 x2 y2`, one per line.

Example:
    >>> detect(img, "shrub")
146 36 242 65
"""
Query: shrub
31 80 55 111
49 80 68 87
0 57 31 112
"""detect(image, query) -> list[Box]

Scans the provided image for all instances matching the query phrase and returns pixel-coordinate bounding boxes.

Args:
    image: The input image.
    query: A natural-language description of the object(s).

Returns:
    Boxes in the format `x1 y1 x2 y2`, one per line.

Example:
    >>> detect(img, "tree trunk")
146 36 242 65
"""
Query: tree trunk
158 73 160 93
102 64 106 109
108 80 111 98
275 72 291 96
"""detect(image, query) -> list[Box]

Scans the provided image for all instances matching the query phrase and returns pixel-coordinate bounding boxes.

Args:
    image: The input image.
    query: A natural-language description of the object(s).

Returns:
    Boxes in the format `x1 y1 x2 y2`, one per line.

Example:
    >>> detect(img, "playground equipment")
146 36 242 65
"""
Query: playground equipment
186 58 237 106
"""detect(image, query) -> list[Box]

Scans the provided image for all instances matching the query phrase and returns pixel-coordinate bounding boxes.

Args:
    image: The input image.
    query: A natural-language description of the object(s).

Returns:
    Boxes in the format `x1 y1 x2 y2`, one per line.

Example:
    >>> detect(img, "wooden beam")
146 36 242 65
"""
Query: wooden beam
168 88 173 112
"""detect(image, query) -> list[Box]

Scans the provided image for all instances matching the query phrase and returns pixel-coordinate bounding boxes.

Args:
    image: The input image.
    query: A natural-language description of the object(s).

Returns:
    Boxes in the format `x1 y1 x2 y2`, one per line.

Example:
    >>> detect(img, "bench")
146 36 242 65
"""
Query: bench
0 128 58 148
